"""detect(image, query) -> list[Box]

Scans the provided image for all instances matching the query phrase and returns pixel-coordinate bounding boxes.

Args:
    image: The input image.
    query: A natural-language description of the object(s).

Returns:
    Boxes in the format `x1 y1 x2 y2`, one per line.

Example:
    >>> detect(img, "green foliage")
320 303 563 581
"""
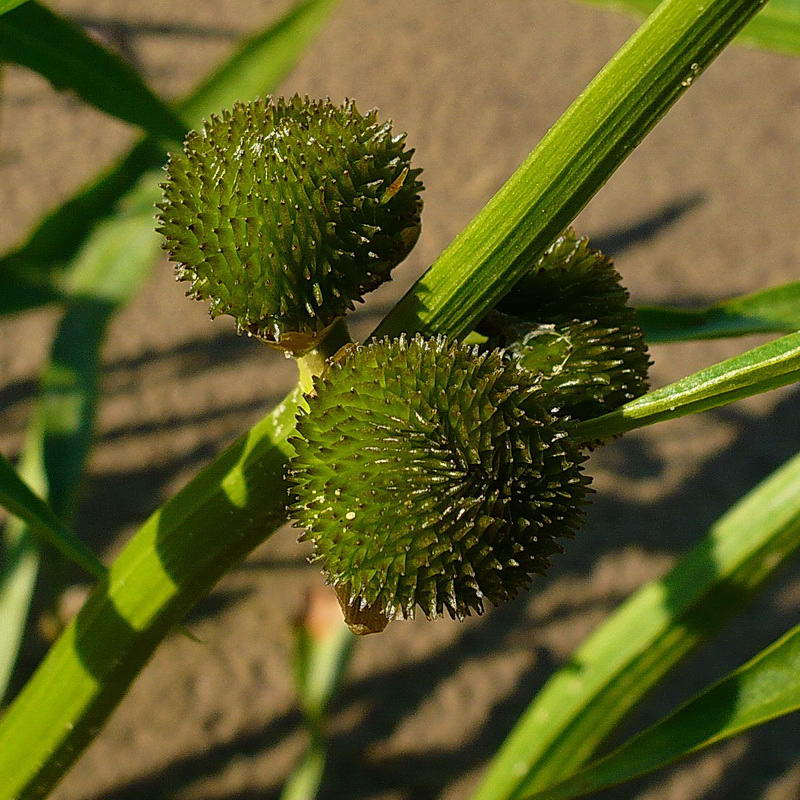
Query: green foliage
0 1 184 140
378 0 767 341
0 0 342 741
578 0 800 56
157 96 422 351
0 0 29 16
638 280 800 341
574 328 800 441
290 335 589 628
282 590 354 800
0 0 341 315
523 622 800 800
473 447 800 800
0 451 104 579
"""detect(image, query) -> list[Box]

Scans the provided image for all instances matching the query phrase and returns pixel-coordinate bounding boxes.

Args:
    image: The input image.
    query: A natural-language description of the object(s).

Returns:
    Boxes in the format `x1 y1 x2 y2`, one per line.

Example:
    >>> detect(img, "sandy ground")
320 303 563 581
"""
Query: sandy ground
2 1 800 798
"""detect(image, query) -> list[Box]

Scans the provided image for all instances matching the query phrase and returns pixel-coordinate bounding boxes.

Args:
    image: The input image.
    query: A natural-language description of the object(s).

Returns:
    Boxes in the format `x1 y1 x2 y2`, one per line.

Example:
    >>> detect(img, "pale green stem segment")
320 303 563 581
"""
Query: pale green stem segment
472 447 800 800
281 609 354 800
572 329 800 442
0 0 768 796
295 320 353 395
377 0 768 341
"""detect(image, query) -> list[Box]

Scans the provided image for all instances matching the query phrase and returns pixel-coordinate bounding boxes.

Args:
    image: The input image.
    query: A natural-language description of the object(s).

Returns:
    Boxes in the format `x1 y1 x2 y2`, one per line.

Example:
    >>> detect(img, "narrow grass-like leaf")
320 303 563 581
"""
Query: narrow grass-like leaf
0 1 184 140
0 1 767 796
521 623 800 800
0 0 340 314
0 451 103 579
472 448 800 800
282 591 354 800
637 281 800 342
0 0 28 16
0 434 45 702
573 330 800 441
577 0 800 56
0 177 164 703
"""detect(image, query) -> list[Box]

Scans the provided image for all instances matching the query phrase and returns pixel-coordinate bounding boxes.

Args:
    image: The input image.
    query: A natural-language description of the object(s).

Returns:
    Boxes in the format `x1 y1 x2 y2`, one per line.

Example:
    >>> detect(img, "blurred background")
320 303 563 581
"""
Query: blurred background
1 1 799 798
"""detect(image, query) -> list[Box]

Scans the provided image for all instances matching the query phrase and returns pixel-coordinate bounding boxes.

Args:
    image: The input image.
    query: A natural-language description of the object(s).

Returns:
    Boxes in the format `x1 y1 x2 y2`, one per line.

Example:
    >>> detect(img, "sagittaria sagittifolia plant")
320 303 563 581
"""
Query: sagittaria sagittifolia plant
158 97 649 634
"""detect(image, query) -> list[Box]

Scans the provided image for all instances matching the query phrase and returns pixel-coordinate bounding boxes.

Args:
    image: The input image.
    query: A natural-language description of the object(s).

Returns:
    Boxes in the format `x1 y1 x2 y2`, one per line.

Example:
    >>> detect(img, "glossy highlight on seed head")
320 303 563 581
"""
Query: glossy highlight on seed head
156 95 423 354
289 334 591 632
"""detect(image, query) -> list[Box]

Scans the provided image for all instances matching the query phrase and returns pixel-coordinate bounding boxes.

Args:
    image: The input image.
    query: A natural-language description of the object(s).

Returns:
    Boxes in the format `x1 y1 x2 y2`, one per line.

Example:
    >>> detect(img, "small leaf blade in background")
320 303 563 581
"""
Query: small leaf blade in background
0 0 28 16
0 451 103 579
637 281 800 342
577 0 800 56
0 0 341 705
0 0 340 315
572 329 800 441
472 448 800 800
521 623 800 800
282 588 354 800
0 1 185 140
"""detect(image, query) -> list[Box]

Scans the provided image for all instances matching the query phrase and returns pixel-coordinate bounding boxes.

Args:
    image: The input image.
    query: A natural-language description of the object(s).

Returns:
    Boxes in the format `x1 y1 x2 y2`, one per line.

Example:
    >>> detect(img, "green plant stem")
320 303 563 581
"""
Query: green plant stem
572 330 800 442
0 389 303 798
282 606 353 800
0 1 768 796
295 320 353 394
579 0 800 57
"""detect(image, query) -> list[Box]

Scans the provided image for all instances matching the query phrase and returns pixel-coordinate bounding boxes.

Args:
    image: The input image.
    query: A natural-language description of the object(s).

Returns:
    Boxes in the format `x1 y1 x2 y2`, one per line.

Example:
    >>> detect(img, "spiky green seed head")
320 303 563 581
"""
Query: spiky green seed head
156 96 423 354
289 335 590 632
482 230 650 420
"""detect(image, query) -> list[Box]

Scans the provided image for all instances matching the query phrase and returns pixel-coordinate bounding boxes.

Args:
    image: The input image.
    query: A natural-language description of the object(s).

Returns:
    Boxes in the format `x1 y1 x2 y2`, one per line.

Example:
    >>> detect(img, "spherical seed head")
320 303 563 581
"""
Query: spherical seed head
485 230 650 420
157 96 423 353
499 315 650 422
289 335 590 626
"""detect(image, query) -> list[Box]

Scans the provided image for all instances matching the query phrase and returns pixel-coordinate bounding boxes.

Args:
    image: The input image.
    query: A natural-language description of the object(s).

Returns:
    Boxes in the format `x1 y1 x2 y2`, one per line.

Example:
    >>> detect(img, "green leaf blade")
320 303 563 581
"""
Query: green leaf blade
0 451 104 579
0 1 184 140
473 447 800 800
573 330 800 441
377 0 769 342
522 624 800 800
578 0 800 57
0 0 28 16
638 281 800 342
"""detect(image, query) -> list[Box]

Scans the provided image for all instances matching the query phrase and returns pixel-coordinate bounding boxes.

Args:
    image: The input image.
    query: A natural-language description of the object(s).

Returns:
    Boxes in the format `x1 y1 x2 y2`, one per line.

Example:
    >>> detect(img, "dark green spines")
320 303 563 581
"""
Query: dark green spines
157 96 423 351
290 335 590 623
484 230 650 420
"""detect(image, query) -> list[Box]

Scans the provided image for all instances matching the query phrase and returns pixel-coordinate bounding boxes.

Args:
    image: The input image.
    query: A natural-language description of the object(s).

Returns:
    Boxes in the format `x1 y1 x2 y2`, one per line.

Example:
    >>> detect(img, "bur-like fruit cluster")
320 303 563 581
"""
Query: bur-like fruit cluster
157 96 423 353
483 230 650 421
289 335 590 627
